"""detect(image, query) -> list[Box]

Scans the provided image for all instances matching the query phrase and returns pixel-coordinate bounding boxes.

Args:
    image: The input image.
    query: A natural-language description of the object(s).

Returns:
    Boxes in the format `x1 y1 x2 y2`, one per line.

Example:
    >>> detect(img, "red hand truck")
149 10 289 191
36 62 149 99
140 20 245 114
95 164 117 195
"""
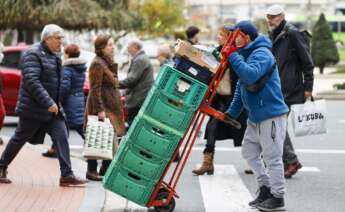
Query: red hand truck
146 29 250 211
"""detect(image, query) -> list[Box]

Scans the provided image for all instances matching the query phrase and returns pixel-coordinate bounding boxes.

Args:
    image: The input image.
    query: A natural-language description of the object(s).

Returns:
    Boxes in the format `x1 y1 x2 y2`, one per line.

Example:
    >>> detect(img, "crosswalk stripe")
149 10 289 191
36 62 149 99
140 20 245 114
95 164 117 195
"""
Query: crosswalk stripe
192 146 345 155
198 164 253 212
126 200 148 211
339 120 345 124
299 167 321 172
57 144 345 155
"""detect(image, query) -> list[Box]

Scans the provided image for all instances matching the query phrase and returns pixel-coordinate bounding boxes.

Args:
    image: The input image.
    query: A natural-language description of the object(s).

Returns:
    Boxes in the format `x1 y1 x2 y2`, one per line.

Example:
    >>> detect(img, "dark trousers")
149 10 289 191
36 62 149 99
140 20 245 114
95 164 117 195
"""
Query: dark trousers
127 106 141 127
204 95 231 153
204 118 219 154
0 116 73 177
283 108 298 166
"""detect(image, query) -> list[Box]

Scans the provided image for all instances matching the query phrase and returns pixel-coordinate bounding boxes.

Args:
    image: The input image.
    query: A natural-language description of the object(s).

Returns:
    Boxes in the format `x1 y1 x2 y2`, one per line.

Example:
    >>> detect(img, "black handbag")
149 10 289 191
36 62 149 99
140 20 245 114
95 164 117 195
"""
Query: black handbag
242 62 276 93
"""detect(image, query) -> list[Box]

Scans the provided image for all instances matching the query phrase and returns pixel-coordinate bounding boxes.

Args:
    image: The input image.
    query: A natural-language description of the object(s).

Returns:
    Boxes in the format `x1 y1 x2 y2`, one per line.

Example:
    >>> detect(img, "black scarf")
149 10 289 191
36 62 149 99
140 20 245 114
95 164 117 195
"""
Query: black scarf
271 20 287 40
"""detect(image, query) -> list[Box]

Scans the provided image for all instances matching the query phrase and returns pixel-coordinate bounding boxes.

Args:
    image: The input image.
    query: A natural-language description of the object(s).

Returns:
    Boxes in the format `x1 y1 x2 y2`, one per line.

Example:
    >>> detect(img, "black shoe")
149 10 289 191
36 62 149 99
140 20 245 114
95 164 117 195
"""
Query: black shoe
86 171 103 181
244 169 254 175
0 167 12 184
249 185 271 208
256 196 285 211
99 165 108 176
42 149 57 158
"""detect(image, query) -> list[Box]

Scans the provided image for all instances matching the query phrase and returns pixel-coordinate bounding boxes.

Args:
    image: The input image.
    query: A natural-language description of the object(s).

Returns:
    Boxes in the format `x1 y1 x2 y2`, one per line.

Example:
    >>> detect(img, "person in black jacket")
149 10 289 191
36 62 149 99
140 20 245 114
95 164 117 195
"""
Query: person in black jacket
266 5 314 178
0 24 86 186
192 26 247 176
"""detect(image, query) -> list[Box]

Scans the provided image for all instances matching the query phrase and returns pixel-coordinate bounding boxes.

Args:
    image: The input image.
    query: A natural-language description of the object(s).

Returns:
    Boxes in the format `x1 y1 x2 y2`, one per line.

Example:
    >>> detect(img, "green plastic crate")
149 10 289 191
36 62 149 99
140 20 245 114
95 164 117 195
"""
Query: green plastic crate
140 89 198 133
154 65 208 107
103 164 155 206
125 114 182 159
117 144 169 181
112 136 129 162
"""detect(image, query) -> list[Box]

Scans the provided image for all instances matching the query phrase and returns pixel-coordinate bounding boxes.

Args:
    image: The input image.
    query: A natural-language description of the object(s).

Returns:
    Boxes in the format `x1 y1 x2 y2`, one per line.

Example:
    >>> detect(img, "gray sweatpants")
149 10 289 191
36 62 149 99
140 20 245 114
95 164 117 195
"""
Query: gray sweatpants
241 115 287 198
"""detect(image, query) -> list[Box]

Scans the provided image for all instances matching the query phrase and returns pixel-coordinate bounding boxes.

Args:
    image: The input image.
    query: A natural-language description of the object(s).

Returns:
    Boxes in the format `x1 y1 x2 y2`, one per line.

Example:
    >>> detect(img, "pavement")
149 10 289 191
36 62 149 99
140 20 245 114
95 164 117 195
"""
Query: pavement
0 141 106 212
0 67 344 212
313 67 345 100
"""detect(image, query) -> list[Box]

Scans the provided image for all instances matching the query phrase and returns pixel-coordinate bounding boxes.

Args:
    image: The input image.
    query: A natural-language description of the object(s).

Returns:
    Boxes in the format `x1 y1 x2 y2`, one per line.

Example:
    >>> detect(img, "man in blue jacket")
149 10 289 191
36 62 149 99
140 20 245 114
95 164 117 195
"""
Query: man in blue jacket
225 21 289 211
0 24 86 186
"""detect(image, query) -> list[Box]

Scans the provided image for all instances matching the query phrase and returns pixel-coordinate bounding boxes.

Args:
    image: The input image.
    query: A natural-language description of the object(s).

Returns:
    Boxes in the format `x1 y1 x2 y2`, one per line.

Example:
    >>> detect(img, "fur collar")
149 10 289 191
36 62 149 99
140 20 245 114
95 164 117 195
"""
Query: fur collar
63 58 87 66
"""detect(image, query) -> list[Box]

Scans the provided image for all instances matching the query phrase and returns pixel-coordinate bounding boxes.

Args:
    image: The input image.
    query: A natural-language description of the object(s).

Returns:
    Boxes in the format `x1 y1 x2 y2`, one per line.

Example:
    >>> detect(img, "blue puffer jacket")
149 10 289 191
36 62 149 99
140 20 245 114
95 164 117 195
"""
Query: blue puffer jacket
61 58 87 128
16 42 66 122
226 35 289 123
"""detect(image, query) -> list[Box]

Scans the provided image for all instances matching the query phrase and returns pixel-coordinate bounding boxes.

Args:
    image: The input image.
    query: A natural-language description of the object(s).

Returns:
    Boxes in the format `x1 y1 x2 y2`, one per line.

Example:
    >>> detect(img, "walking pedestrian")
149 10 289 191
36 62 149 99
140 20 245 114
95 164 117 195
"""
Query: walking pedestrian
157 44 173 67
192 26 247 176
266 5 314 178
186 25 200 45
119 40 154 126
0 43 5 146
0 24 86 186
85 34 126 177
225 21 289 211
60 43 104 181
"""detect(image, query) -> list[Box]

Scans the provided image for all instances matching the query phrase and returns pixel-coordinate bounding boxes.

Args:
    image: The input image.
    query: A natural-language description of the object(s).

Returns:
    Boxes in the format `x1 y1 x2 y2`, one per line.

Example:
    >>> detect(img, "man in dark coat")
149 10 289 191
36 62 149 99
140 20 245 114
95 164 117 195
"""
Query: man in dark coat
0 24 86 186
120 40 154 126
266 5 314 178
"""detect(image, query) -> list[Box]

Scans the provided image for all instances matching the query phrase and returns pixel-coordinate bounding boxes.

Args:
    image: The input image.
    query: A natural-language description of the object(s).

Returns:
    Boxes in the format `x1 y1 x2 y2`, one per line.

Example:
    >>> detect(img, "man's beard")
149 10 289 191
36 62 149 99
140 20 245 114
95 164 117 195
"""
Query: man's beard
268 25 277 32
54 48 62 57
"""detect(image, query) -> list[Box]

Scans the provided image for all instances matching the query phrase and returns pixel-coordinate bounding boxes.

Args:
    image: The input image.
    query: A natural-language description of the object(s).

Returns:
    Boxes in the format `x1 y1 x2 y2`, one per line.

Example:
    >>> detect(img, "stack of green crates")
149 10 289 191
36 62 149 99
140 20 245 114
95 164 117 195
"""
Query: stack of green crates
103 65 208 206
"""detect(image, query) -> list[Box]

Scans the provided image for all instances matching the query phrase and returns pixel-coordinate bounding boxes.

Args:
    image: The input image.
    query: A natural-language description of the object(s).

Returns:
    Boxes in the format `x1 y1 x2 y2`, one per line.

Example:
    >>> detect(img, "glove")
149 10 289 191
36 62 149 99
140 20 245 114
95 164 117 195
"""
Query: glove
223 113 241 129
221 44 238 60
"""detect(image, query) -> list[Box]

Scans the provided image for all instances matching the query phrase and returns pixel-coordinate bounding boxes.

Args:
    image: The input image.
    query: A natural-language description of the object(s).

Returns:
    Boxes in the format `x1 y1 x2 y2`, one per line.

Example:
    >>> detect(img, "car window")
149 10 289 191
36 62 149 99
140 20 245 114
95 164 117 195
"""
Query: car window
0 51 22 69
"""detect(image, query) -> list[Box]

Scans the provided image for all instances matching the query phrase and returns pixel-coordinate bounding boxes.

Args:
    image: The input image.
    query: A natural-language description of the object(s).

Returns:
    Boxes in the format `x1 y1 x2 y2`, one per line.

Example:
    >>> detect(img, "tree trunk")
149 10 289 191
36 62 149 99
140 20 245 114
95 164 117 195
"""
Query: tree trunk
319 65 324 74
25 30 35 44
17 30 25 43
17 29 35 44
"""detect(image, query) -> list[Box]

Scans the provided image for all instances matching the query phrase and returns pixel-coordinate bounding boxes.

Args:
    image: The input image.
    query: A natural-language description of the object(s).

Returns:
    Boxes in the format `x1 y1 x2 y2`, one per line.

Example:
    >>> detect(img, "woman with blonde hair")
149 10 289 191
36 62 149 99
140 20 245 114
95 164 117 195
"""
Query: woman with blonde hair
85 34 126 180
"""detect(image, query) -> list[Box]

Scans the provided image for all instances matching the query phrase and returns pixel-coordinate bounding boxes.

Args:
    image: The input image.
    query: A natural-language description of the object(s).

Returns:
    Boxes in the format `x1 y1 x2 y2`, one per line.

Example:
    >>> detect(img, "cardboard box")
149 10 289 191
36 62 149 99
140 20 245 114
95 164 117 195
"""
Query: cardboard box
174 40 219 73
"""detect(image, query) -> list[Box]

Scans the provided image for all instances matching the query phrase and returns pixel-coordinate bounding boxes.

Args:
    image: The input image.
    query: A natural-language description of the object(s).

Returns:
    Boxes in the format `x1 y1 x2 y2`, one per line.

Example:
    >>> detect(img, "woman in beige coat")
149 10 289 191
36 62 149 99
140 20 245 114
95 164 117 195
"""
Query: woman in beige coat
85 34 126 180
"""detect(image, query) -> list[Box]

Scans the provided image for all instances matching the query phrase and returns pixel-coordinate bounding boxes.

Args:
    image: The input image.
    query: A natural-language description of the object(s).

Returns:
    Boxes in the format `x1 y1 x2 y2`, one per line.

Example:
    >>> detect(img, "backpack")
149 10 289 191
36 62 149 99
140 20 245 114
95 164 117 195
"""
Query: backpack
285 23 312 52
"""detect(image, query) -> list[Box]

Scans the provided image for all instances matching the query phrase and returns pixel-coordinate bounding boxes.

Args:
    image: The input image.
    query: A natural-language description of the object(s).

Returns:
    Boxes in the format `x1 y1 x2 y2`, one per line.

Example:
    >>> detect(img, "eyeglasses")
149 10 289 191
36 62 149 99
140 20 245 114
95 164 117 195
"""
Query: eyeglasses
52 35 64 41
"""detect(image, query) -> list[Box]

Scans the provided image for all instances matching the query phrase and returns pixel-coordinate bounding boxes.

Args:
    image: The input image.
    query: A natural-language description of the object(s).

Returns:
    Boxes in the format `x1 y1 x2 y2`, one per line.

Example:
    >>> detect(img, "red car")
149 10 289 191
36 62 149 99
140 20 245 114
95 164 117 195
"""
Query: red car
0 44 127 120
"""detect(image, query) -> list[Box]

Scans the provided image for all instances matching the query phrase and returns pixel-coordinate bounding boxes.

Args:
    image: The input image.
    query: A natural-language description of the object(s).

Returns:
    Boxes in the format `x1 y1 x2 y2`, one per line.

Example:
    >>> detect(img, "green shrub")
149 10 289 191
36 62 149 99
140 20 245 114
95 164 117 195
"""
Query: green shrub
312 13 340 74
335 66 345 73
333 82 345 89
339 48 345 61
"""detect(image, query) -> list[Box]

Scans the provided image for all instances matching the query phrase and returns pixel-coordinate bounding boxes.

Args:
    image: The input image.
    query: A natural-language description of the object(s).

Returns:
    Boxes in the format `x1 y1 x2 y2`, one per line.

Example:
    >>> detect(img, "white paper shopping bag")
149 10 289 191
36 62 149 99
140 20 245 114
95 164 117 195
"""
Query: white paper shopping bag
291 99 327 137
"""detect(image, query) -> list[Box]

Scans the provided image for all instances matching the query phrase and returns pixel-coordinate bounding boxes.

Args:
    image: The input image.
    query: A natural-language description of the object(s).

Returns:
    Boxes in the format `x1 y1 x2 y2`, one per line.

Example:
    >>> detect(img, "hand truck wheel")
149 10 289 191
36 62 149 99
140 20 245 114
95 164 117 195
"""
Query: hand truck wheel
154 190 176 212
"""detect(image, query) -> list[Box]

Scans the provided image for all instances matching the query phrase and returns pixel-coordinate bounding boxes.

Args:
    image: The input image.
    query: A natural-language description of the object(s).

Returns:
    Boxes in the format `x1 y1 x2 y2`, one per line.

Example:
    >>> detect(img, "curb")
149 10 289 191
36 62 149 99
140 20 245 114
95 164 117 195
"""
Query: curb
315 90 345 100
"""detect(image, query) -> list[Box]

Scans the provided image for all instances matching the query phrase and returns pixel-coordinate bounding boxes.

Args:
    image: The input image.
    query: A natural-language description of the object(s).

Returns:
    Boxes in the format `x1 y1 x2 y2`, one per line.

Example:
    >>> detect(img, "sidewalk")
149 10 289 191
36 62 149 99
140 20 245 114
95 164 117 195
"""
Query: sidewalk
313 67 345 100
0 140 105 212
